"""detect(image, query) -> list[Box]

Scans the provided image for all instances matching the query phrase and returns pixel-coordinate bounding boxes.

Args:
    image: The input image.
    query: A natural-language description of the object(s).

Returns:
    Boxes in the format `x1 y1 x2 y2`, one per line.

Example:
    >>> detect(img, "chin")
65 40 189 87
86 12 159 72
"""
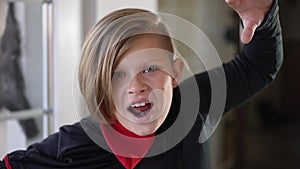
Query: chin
116 111 167 136
131 123 158 136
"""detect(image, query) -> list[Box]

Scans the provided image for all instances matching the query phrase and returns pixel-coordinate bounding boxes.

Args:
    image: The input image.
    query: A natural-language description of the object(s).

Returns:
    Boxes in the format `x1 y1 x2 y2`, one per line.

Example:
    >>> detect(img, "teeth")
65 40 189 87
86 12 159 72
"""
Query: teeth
131 101 149 108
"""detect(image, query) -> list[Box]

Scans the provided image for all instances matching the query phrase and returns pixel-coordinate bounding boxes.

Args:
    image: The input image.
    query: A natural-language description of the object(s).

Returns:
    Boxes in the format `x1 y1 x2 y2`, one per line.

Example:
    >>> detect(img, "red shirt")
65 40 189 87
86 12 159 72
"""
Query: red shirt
101 121 155 169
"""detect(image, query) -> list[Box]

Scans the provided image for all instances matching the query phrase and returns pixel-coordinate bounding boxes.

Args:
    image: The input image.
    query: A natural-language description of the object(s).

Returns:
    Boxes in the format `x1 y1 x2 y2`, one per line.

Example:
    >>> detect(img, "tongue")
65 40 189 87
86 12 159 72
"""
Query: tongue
134 104 151 113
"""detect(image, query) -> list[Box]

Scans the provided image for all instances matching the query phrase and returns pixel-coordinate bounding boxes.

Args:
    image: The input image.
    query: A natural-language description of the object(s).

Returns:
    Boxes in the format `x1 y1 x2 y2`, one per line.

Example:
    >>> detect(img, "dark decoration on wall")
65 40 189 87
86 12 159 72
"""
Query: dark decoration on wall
0 3 38 139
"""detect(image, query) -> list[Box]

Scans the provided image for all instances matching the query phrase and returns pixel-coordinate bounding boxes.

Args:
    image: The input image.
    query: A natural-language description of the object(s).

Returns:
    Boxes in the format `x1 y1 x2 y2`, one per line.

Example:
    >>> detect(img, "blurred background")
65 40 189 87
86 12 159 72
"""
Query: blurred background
0 0 299 169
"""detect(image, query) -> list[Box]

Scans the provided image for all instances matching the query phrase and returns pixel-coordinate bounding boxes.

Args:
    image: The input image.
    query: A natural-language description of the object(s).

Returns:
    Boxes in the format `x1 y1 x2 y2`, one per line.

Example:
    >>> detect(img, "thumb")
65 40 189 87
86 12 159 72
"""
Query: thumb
241 19 258 44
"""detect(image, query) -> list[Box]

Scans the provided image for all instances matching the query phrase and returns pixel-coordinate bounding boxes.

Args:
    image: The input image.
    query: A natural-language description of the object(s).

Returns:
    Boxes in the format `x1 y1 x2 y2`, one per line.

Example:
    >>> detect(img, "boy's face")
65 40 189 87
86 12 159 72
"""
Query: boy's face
111 35 183 136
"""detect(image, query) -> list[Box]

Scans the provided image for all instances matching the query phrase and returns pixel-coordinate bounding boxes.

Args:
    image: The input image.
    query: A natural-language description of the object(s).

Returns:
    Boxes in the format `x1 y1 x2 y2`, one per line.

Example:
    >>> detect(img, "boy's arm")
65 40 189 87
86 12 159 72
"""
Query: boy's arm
191 0 283 143
223 0 283 111
193 0 283 115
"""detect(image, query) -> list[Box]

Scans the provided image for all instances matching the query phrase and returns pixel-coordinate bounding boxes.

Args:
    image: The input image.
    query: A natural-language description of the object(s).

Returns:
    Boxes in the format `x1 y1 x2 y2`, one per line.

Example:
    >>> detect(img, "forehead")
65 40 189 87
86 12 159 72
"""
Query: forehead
115 34 173 68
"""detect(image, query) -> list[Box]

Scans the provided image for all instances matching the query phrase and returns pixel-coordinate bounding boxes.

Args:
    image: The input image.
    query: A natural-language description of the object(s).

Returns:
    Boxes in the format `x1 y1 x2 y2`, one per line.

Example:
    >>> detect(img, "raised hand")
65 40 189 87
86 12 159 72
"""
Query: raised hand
225 0 273 44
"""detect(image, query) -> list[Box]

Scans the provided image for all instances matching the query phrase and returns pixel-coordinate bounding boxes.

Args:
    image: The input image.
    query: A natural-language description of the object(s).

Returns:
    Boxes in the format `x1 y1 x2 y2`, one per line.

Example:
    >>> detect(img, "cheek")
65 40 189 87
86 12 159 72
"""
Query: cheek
112 86 127 108
148 76 174 103
151 75 173 91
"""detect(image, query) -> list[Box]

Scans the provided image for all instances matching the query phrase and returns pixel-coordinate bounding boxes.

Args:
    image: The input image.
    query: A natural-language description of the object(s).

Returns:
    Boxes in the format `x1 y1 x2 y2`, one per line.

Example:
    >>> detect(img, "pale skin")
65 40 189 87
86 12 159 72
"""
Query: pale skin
112 35 184 136
111 0 273 136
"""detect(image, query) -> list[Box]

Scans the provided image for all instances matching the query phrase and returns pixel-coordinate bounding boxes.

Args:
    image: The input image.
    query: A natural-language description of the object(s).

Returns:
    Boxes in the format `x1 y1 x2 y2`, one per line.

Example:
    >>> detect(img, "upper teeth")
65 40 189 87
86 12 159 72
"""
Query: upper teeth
131 101 149 108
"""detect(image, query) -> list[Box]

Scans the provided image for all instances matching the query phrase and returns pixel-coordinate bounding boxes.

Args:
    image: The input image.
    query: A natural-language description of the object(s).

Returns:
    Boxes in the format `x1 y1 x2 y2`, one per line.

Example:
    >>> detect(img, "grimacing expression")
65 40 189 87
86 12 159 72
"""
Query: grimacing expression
111 35 183 136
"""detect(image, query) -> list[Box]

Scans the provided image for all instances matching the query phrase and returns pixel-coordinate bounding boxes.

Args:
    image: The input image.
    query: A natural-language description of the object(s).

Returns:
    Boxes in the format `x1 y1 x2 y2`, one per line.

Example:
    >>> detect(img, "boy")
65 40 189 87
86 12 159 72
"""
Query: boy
1 0 283 168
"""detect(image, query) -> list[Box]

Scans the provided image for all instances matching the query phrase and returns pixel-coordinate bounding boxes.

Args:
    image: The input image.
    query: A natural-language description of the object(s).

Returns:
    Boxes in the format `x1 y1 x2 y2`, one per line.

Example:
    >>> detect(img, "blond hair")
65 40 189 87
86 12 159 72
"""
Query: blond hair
78 8 173 123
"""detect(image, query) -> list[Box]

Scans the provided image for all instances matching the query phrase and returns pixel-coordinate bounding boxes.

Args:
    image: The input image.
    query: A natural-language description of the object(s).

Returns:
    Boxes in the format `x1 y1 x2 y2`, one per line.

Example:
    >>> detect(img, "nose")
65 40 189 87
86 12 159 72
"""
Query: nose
127 73 147 94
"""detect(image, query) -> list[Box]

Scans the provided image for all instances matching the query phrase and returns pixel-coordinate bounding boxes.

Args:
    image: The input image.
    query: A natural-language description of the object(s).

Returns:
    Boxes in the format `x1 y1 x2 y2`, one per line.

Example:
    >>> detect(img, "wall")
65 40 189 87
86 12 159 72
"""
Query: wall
0 1 44 157
52 0 82 131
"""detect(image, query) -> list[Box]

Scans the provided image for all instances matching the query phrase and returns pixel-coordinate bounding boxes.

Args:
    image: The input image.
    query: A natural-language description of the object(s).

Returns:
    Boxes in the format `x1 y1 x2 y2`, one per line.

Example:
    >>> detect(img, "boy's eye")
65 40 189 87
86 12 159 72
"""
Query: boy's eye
143 66 158 73
112 71 126 79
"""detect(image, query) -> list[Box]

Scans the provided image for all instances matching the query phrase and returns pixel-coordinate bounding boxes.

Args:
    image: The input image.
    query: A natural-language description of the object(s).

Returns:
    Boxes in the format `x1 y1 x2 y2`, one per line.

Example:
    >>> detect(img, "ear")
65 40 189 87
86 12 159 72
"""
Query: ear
171 58 184 88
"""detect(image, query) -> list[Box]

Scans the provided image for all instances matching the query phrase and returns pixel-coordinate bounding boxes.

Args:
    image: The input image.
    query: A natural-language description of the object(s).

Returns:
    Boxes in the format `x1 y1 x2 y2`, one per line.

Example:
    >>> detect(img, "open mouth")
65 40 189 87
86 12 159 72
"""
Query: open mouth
127 101 153 117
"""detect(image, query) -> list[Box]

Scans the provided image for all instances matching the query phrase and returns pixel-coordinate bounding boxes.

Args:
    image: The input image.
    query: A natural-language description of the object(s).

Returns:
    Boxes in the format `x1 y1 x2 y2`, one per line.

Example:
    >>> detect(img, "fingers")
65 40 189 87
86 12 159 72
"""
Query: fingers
225 0 240 10
241 19 258 44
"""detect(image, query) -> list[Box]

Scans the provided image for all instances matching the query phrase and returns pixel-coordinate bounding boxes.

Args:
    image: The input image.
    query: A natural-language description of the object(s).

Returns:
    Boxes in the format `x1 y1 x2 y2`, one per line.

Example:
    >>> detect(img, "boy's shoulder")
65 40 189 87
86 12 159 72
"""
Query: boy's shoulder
4 120 117 168
31 120 98 158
